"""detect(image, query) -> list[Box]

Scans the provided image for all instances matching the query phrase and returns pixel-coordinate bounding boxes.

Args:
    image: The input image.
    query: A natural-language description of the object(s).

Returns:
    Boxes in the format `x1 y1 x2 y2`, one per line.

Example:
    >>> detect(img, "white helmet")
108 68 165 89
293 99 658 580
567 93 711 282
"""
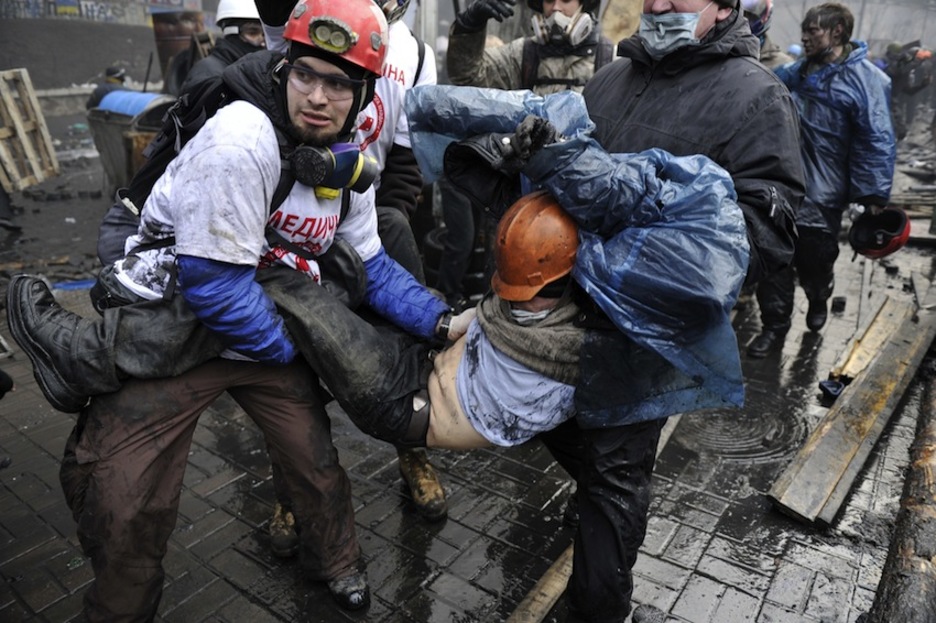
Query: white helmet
375 0 411 24
216 0 261 25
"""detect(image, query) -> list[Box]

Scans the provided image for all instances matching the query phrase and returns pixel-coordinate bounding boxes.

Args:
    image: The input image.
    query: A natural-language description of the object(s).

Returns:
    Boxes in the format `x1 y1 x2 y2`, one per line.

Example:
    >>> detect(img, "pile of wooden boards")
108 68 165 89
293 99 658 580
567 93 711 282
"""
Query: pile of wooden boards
0 68 59 194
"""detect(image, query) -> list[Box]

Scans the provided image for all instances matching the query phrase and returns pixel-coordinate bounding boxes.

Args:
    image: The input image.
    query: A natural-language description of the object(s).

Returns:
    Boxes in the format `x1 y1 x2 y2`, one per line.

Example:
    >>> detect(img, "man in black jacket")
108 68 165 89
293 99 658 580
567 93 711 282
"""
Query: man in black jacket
521 1 805 621
179 0 266 93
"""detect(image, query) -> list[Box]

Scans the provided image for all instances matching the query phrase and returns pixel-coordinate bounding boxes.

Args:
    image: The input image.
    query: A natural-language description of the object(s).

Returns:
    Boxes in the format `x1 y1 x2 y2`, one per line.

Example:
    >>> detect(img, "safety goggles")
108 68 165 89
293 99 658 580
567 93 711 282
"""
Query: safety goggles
284 63 363 101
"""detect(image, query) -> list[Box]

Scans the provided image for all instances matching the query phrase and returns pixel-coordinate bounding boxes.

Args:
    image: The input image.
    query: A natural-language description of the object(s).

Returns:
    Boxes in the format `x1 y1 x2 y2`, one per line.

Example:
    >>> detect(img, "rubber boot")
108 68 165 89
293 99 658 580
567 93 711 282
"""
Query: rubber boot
397 447 447 522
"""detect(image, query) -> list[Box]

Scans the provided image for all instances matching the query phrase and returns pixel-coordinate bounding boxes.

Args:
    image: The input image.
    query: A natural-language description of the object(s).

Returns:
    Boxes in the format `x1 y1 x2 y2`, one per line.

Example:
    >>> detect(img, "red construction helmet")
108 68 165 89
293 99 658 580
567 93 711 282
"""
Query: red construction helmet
491 191 578 302
283 0 388 77
848 207 911 259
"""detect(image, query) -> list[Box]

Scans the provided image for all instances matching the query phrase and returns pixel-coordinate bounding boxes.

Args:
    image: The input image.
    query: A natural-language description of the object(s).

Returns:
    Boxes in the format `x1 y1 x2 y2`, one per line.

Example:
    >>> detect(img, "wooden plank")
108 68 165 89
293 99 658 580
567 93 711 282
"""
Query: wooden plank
769 284 936 527
829 297 912 382
0 68 59 192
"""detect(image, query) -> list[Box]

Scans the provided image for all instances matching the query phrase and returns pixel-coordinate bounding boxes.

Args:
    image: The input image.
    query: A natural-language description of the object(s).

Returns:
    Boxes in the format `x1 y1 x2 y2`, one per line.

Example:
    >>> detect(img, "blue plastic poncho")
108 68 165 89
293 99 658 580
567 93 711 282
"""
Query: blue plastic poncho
406 85 750 421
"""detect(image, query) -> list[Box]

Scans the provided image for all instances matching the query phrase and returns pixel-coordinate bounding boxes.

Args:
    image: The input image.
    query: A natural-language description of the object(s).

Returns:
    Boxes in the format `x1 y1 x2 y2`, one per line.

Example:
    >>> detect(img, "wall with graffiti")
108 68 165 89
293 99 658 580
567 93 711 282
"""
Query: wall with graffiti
0 0 206 26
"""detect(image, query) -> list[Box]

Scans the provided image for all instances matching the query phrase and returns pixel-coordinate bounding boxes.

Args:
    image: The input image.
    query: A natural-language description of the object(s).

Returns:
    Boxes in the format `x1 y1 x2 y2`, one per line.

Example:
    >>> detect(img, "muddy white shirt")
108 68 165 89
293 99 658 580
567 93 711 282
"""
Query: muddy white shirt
456 321 576 447
356 20 437 183
114 100 380 300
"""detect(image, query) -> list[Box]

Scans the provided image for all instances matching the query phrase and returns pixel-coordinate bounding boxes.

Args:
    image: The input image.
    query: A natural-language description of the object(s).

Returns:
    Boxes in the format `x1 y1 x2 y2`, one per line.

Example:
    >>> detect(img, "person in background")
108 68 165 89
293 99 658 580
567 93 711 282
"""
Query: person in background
743 0 793 69
85 66 128 110
747 2 895 358
179 0 266 93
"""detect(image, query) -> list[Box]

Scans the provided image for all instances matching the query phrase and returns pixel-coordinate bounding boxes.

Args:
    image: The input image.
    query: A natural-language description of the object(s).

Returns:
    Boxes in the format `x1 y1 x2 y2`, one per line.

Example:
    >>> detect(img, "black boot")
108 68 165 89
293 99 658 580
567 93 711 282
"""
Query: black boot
806 299 828 332
327 571 370 611
746 329 787 358
6 276 94 412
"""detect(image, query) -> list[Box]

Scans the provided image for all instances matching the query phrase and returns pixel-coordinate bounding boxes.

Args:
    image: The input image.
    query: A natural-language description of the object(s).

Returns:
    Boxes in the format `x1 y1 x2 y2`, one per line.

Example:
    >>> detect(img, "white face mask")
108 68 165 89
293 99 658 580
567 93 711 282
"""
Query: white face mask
510 307 552 326
638 1 715 61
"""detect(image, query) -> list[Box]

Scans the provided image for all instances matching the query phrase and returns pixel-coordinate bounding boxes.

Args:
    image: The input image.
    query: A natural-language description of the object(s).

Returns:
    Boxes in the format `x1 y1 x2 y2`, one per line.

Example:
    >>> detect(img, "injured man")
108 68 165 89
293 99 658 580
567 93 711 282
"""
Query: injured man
268 190 584 450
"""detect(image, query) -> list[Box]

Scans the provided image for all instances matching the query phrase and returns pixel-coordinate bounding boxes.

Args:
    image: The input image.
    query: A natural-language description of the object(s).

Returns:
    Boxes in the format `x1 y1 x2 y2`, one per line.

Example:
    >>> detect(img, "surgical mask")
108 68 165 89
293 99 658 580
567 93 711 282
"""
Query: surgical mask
638 1 715 61
510 307 552 326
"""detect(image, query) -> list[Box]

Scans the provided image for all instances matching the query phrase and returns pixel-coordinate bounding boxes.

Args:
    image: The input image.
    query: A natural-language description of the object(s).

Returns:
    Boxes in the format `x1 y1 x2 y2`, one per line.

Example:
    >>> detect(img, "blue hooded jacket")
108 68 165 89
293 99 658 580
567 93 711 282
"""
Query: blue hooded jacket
407 86 750 427
774 41 895 230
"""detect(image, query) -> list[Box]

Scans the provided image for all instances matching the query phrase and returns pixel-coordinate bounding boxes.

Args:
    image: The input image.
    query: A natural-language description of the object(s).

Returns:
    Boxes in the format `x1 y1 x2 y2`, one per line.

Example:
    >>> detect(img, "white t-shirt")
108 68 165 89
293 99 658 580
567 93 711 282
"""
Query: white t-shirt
356 20 437 184
115 100 381 300
456 321 577 447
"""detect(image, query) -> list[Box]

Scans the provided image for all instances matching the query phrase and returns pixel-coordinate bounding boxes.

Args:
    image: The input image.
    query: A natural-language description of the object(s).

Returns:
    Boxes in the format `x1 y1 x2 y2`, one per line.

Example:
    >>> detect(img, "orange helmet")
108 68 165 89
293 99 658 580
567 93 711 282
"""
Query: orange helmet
491 191 578 302
283 0 388 77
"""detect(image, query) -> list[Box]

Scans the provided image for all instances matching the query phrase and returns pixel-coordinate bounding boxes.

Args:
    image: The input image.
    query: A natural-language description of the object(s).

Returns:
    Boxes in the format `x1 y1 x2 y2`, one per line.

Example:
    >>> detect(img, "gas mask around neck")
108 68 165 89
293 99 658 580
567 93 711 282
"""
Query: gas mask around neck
288 142 379 197
531 9 594 47
638 1 715 61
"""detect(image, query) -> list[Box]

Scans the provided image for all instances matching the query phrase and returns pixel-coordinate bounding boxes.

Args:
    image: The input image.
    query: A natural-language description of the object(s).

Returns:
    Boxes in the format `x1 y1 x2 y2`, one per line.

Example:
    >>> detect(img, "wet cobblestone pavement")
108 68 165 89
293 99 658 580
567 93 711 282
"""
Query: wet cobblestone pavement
2 119 935 622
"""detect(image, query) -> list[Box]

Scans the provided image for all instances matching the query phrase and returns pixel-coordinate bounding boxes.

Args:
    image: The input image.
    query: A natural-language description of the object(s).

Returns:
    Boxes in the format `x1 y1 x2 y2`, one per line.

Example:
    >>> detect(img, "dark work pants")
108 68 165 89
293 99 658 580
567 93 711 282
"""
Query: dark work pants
435 178 477 305
755 225 840 333
59 359 360 623
538 418 666 623
377 205 426 285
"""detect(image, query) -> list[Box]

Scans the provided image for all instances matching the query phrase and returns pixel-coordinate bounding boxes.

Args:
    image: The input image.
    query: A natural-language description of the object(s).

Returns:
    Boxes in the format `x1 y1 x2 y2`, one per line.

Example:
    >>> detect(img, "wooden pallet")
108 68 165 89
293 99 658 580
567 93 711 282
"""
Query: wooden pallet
0 68 59 193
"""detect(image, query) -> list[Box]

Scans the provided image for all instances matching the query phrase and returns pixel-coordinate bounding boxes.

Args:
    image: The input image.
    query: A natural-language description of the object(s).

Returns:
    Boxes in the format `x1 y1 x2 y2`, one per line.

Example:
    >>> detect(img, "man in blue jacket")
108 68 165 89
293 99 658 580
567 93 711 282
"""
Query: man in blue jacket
748 1 895 357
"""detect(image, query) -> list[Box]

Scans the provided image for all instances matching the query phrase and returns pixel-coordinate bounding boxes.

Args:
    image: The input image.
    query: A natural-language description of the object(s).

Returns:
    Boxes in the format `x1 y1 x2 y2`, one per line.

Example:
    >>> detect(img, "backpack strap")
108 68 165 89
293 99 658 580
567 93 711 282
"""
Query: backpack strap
594 36 614 72
413 33 427 85
521 38 540 90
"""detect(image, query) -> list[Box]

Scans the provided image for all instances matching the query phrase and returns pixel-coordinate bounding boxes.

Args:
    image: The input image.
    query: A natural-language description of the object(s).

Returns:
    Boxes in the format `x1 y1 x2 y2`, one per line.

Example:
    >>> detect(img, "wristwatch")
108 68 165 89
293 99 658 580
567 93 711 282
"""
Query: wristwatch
436 312 453 341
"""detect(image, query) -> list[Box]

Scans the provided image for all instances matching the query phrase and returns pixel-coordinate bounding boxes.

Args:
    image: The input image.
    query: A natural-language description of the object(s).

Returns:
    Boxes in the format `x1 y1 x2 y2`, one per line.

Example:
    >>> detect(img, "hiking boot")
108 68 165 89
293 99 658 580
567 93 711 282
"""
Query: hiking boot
806 299 828 332
398 448 447 522
327 571 370 611
746 329 786 358
6 275 90 412
632 604 667 623
268 502 298 558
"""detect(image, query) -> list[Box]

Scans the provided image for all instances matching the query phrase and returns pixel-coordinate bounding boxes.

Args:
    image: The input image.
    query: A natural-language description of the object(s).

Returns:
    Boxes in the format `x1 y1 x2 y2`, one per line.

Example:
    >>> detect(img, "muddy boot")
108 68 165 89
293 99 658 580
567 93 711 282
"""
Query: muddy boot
268 502 299 558
5 275 121 412
632 604 667 623
398 448 447 522
327 570 370 611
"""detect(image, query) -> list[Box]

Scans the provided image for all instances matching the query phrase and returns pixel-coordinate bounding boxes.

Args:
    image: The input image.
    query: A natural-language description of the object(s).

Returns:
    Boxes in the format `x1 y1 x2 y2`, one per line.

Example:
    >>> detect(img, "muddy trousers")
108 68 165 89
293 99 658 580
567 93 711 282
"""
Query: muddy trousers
538 417 666 623
262 268 432 446
59 358 361 623
754 226 840 333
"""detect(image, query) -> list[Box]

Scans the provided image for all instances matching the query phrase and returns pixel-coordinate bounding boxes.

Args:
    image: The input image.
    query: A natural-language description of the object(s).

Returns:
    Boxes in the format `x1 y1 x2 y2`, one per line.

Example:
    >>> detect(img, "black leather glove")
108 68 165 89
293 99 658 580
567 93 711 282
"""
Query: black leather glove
455 0 516 33
254 0 296 27
510 115 561 163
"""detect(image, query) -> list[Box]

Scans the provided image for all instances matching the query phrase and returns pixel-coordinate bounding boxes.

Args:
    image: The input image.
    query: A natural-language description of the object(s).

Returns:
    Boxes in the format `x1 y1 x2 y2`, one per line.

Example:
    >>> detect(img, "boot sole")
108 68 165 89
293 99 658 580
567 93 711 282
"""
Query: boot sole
6 276 88 413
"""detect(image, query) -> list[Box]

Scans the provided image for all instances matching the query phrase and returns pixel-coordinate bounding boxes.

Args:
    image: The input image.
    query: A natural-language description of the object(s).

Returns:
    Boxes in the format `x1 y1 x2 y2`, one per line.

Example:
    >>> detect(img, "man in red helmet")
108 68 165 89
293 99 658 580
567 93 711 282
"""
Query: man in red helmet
6 0 457 619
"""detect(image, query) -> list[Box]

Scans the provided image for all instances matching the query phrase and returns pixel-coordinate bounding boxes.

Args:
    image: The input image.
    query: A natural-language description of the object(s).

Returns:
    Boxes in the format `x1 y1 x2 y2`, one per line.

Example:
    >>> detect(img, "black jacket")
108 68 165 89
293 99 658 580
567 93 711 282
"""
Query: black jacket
582 10 804 286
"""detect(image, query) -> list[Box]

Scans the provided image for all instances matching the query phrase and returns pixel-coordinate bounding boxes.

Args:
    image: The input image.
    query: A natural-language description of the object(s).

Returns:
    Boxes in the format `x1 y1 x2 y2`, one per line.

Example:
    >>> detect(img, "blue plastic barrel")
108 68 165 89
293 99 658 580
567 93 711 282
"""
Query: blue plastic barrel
98 91 164 117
